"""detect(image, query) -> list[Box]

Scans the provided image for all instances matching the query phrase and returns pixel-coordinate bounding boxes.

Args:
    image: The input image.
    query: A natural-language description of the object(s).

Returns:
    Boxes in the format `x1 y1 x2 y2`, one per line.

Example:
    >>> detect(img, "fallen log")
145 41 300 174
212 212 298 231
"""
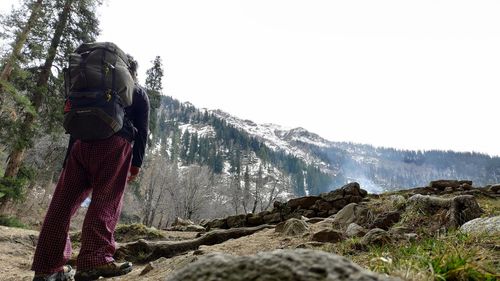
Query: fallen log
114 224 274 263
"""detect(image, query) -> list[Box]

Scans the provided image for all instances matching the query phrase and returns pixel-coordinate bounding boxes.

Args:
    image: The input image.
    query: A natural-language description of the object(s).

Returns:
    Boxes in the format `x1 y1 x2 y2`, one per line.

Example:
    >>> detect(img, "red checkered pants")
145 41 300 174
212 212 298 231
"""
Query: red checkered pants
31 135 132 273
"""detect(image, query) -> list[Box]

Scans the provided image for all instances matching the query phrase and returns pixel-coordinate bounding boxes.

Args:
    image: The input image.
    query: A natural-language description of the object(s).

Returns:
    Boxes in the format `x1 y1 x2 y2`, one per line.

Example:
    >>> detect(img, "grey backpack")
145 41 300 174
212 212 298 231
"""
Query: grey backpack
63 42 135 140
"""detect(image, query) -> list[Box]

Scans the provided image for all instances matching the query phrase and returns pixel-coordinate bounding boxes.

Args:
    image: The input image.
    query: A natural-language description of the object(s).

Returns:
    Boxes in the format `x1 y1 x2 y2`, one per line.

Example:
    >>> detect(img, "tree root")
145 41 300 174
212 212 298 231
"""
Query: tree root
114 224 274 263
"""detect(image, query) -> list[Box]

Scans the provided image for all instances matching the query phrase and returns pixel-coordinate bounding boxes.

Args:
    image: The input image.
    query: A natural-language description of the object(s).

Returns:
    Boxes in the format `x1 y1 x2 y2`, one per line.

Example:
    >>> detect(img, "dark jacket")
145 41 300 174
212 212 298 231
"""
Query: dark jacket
117 84 150 168
64 84 150 168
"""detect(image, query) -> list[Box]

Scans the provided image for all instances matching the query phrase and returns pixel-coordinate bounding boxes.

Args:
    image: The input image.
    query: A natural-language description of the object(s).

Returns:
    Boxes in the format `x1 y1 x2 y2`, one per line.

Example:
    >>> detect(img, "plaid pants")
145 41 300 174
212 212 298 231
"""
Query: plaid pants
32 135 132 273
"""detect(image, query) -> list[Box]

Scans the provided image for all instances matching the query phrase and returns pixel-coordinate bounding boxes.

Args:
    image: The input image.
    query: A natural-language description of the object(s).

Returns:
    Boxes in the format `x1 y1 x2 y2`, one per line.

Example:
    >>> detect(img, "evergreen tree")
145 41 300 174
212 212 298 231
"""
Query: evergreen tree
2 0 102 180
180 130 190 163
145 55 163 141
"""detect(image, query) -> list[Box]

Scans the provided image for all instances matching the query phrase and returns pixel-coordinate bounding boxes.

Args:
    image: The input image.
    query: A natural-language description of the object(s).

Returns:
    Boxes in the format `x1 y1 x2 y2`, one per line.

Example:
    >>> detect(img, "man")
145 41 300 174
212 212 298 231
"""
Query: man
31 55 149 281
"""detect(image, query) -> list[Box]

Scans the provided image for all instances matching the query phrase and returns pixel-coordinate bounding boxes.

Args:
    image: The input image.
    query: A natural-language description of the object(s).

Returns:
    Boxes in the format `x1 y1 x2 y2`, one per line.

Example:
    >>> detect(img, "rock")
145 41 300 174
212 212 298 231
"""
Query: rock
140 257 168 275
460 216 500 234
306 217 326 224
295 242 326 249
370 211 401 230
311 229 344 243
311 200 333 213
173 217 194 227
206 218 228 230
389 195 407 209
246 214 265 226
429 180 462 190
360 228 392 247
169 225 204 232
226 214 247 228
489 184 500 194
331 203 370 229
184 225 206 232
262 212 282 224
275 218 310 236
315 218 336 229
287 196 322 210
346 223 368 238
165 249 398 281
404 233 418 241
444 186 454 193
407 194 483 228
388 226 413 235
320 182 368 203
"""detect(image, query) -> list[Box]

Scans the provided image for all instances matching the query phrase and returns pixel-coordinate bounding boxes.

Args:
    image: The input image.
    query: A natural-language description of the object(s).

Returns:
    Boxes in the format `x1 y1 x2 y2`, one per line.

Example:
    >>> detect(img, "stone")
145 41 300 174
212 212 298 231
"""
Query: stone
184 225 206 232
226 214 247 228
165 249 398 281
320 182 368 203
331 199 349 209
173 217 194 226
275 218 310 236
262 212 282 224
370 211 401 230
206 218 227 230
311 199 333 212
295 242 326 249
246 214 264 226
429 180 462 190
140 257 168 275
331 203 370 229
389 195 407 209
311 229 344 243
346 223 368 238
360 228 392 247
489 184 500 194
460 216 500 234
306 217 326 224
287 196 322 210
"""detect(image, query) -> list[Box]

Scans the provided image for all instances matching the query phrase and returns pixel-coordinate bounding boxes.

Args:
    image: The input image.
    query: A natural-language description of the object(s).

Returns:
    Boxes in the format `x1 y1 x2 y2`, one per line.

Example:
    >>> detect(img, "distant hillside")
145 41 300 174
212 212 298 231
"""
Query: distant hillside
153 95 500 195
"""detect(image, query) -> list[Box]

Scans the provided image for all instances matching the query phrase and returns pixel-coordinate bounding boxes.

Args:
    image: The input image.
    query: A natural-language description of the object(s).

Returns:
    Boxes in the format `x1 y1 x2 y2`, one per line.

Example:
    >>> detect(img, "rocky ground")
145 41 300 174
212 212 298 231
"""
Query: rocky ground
1 181 499 280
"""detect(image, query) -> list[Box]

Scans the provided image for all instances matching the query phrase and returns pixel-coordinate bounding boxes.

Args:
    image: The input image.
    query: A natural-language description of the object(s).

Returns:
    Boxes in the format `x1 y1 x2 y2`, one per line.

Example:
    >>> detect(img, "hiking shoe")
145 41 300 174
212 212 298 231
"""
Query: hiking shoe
74 261 132 281
33 265 75 281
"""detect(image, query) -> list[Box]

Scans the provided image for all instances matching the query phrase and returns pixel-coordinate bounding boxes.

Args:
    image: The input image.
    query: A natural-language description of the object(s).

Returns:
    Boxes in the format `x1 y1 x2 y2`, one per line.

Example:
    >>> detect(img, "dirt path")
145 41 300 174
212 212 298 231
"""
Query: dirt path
0 226 310 280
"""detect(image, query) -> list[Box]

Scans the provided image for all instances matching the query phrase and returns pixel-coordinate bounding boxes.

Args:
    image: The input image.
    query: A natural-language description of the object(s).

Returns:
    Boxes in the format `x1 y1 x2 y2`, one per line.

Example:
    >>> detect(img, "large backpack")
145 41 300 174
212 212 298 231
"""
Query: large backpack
63 42 135 140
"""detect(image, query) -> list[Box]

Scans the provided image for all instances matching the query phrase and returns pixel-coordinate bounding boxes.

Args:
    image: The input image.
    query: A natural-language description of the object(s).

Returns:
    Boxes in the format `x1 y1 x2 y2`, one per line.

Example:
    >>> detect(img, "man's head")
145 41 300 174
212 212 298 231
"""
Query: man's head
127 54 138 82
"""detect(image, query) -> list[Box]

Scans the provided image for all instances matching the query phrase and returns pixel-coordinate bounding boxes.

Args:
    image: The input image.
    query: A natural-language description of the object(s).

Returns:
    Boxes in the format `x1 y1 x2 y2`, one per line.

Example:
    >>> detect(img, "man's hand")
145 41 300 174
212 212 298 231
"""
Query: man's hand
128 166 140 183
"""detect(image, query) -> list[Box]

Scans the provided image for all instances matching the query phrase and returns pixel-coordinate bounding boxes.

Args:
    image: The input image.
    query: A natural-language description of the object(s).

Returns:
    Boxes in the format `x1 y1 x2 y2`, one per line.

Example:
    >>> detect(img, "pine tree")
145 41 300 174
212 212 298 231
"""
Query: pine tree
1 0 102 179
145 55 164 141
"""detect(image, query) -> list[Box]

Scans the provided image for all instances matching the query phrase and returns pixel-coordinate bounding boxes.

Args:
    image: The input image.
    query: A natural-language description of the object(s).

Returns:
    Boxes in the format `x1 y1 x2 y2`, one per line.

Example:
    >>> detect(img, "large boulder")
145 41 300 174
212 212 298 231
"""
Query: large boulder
346 223 368 238
331 203 370 229
360 228 392 247
460 216 500 234
287 196 322 210
226 214 247 228
429 180 473 191
369 211 401 230
311 229 344 243
165 249 399 281
320 182 368 204
275 218 310 236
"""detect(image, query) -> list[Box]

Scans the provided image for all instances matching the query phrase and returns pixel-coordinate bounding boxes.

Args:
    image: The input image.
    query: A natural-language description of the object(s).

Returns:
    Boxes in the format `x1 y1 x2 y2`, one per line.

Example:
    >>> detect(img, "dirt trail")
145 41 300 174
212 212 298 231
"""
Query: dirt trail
0 226 310 280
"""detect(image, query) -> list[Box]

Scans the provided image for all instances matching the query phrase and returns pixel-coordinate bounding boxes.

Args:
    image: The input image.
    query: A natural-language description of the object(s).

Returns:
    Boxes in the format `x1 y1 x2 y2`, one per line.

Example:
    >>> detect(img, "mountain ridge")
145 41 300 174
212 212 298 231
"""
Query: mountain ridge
156 95 500 195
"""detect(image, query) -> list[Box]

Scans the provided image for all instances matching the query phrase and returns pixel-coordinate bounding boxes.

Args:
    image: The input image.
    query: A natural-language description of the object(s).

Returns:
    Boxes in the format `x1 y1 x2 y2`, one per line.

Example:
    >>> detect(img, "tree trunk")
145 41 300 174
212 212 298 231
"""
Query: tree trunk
4 0 73 178
0 0 44 82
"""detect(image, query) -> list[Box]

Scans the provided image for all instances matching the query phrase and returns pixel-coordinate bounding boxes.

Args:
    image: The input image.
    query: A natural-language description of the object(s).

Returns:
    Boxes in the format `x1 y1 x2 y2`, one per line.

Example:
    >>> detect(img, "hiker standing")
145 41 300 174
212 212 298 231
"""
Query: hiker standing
31 43 149 281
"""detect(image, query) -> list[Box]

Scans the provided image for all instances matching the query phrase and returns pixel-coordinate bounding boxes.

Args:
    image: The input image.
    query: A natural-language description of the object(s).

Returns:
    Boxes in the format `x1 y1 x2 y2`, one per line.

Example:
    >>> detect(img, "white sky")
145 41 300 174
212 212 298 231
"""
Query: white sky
2 0 500 156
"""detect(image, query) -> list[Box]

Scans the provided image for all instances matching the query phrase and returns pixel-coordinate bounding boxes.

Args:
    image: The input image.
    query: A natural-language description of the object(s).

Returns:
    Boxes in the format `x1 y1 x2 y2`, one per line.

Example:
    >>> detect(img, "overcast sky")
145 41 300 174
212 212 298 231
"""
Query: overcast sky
2 0 500 156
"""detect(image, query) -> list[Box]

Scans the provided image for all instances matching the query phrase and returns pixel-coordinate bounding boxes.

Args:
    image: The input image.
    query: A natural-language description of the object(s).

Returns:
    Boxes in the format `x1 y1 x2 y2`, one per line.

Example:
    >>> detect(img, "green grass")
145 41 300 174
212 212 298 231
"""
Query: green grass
366 231 498 280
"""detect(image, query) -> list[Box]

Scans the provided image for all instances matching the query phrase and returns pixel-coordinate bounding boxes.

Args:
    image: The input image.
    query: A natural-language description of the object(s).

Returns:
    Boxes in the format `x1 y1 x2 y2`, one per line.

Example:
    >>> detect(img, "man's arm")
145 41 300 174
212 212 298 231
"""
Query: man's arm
131 86 150 169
